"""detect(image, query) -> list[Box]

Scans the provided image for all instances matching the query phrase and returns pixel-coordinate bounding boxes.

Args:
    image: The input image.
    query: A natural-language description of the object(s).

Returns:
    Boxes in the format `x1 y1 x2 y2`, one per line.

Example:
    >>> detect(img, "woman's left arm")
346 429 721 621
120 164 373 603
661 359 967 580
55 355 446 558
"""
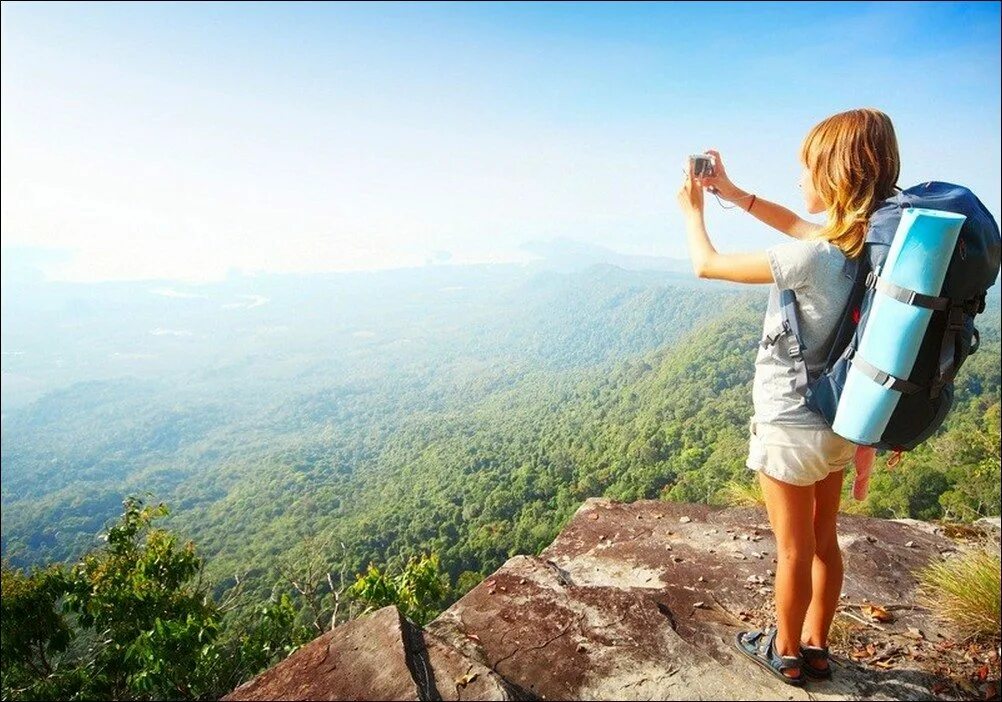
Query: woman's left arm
677 168 774 284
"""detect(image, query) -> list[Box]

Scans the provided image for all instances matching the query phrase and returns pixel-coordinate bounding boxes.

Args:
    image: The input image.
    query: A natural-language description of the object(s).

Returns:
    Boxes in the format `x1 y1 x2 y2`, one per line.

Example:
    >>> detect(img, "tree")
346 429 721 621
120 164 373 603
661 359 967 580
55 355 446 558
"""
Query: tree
346 553 447 626
1 496 311 701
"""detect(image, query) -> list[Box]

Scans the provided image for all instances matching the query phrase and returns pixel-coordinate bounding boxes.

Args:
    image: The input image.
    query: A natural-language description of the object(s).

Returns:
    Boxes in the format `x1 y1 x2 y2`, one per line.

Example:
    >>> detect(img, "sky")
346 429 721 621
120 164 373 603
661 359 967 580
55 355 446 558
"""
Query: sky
2 1 1000 283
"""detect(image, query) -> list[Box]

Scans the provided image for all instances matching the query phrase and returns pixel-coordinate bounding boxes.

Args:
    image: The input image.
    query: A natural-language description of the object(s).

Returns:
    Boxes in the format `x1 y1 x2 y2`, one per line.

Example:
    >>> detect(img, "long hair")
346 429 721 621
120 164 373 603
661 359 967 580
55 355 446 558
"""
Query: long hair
800 108 900 259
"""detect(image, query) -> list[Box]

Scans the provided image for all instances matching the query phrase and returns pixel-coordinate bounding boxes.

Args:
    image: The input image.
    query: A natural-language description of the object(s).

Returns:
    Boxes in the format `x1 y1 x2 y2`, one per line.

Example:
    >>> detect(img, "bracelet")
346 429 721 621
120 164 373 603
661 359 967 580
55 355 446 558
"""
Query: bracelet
746 194 757 213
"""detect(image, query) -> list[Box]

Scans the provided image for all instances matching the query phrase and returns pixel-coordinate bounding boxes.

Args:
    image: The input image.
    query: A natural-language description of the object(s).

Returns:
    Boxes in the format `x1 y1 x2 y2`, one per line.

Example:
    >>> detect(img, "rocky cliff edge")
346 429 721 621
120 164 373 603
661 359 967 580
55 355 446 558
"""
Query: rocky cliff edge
223 498 1000 701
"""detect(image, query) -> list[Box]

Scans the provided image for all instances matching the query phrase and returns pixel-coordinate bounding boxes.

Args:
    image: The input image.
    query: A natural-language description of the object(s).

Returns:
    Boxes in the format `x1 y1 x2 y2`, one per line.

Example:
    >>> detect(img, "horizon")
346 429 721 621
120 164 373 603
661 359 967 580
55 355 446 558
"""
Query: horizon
2 1 1000 283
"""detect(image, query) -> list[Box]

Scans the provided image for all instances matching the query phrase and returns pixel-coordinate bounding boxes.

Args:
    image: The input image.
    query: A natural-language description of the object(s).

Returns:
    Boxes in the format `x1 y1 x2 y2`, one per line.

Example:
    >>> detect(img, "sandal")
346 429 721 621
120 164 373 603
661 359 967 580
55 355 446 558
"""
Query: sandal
800 643 833 680
734 628 806 687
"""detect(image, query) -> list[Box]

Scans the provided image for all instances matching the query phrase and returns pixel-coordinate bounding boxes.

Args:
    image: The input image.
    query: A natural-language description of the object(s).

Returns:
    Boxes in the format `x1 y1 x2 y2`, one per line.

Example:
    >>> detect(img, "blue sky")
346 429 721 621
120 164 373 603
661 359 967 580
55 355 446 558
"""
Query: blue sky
2 1 999 282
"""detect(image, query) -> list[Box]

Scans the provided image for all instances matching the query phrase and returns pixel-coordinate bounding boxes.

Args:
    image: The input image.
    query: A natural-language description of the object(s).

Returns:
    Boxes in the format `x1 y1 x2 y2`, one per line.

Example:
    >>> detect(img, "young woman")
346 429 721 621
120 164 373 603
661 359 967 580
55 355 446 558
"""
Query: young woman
675 108 901 686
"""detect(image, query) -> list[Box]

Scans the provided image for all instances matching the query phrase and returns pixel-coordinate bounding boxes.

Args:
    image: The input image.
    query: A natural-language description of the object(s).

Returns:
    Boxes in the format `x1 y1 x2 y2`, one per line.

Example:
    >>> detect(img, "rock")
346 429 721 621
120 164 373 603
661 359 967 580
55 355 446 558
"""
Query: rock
229 498 966 701
426 554 777 700
679 516 692 524
222 605 525 701
975 516 1001 532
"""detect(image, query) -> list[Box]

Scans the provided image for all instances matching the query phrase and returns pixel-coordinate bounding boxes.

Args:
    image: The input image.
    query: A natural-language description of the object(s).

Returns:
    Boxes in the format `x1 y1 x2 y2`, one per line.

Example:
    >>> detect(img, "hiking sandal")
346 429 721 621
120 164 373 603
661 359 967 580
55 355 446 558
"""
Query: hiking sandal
800 643 833 680
734 628 806 687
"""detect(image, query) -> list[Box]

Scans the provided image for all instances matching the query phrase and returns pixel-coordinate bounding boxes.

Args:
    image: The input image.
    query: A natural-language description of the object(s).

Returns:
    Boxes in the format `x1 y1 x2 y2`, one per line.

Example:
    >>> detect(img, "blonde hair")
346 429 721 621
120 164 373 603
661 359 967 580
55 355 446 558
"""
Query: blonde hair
800 108 900 259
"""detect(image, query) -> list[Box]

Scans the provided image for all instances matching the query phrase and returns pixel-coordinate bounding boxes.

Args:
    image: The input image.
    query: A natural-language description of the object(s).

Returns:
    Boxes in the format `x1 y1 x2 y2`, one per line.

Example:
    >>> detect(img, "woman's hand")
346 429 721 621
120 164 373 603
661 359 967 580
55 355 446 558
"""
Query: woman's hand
676 162 704 220
698 149 743 203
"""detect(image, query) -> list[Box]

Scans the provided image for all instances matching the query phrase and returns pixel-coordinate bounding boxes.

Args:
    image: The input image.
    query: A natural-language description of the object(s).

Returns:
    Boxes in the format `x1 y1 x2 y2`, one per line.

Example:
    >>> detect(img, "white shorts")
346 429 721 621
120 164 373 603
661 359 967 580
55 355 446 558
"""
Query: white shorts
746 418 856 487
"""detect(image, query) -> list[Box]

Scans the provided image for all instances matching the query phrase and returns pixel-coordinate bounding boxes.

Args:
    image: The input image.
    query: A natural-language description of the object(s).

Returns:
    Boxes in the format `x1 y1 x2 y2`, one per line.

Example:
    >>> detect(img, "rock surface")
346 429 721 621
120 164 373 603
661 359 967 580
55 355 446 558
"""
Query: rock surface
223 498 987 701
222 604 531 701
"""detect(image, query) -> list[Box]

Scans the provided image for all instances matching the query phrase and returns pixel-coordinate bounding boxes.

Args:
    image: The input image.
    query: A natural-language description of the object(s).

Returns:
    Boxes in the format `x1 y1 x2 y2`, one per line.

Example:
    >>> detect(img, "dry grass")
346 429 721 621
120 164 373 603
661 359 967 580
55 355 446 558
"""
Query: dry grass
917 548 1001 642
827 611 863 650
717 478 765 507
718 476 870 515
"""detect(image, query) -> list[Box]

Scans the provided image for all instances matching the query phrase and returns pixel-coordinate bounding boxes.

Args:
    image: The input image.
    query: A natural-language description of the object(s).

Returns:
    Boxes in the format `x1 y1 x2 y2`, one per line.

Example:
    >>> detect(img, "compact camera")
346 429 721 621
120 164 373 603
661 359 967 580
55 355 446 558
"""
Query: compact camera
690 153 715 178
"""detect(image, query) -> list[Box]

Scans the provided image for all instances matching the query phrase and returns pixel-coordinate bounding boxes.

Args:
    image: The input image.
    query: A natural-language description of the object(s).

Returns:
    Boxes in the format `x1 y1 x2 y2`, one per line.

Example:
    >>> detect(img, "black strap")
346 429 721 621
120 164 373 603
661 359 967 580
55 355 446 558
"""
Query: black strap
867 272 951 311
850 354 925 395
931 306 967 399
760 289 810 397
780 289 810 397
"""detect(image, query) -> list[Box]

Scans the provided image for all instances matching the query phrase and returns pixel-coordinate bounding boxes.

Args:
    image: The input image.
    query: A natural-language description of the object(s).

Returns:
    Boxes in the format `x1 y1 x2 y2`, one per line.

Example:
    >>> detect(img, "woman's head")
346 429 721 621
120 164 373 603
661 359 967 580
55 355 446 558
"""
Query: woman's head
799 108 900 258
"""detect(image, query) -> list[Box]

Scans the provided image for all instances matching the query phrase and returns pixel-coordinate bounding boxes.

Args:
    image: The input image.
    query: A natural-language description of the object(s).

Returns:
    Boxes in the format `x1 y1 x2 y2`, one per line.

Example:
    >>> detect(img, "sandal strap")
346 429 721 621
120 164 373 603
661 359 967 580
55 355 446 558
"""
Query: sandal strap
766 629 803 672
801 643 829 652
801 644 829 660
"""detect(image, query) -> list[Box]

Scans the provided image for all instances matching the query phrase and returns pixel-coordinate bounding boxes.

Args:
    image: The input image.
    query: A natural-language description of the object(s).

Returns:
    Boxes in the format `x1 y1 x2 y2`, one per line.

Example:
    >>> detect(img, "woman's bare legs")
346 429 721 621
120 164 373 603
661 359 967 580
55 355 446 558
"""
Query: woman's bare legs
801 468 845 670
757 471 816 678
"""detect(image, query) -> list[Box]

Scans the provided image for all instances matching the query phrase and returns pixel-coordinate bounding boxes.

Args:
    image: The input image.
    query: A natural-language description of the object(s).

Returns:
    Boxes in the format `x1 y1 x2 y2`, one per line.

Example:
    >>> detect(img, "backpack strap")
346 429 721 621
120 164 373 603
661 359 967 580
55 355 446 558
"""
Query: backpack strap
866 272 951 311
846 351 925 395
761 289 810 396
930 294 985 399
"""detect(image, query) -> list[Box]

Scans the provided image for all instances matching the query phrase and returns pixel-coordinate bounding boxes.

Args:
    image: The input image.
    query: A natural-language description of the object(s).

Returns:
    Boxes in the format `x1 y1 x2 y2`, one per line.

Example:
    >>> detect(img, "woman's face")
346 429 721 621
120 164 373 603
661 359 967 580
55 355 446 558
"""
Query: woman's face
799 164 826 214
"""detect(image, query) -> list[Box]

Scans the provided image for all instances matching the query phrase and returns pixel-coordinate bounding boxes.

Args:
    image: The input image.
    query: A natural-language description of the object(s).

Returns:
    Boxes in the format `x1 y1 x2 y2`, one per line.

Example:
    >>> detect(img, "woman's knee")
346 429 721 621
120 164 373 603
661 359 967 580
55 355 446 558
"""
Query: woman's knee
775 535 816 567
813 525 841 559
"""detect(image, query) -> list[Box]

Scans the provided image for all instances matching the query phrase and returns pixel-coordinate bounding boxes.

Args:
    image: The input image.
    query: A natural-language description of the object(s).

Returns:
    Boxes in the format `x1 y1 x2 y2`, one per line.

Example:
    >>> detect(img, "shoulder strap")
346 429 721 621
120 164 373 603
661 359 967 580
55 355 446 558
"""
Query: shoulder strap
761 289 809 396
781 289 810 397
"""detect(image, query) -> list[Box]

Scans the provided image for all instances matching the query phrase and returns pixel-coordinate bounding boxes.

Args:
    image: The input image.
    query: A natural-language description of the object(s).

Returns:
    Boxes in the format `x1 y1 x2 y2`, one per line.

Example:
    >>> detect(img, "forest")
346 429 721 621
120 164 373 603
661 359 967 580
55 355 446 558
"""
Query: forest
2 263 999 700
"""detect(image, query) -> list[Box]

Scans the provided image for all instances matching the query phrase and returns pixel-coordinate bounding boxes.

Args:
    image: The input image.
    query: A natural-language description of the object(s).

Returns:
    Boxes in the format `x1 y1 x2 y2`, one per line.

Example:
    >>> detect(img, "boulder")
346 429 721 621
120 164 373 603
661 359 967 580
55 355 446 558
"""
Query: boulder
222 604 530 701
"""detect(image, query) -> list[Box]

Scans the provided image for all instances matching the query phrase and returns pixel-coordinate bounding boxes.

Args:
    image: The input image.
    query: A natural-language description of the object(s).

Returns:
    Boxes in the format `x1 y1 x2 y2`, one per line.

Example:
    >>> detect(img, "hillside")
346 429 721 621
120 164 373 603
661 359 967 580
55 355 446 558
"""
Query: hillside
2 265 999 612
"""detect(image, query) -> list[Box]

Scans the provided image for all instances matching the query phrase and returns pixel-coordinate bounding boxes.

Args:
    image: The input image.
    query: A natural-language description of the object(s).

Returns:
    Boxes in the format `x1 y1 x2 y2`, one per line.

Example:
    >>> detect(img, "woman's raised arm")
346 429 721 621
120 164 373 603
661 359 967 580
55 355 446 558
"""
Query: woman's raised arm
677 164 775 284
699 149 821 240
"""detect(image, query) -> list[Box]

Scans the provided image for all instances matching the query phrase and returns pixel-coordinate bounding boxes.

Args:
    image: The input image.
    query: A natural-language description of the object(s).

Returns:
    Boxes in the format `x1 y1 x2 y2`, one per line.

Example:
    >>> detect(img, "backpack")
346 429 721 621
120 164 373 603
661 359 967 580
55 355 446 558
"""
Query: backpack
762 181 1001 453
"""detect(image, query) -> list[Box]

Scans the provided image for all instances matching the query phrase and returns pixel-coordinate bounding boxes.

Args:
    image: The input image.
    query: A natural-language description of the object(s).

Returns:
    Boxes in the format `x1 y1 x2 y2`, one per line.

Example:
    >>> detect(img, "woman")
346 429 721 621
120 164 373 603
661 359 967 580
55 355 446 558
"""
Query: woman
675 108 900 686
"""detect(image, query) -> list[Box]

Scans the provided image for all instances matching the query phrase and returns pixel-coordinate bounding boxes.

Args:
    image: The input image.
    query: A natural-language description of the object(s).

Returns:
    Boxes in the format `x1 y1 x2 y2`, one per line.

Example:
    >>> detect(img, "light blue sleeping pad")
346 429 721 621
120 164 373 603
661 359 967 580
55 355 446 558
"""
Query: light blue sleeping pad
832 208 967 443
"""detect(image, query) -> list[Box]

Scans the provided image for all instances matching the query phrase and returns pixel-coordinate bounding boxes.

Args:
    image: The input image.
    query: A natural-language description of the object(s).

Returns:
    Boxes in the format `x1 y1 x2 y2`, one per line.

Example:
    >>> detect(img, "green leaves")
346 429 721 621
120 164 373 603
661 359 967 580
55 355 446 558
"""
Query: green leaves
4 496 244 701
346 552 447 626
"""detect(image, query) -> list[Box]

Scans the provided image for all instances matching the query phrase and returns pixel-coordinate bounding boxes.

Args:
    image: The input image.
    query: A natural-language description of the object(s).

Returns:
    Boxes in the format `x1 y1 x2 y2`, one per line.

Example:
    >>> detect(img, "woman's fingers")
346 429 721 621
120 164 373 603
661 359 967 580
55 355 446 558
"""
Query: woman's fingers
705 149 726 175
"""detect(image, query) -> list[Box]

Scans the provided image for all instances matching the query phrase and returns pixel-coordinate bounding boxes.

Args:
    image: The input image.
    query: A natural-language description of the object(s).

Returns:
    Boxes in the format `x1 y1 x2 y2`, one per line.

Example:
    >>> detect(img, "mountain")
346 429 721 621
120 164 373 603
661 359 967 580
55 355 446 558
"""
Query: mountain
517 236 692 274
3 261 997 611
1 260 743 577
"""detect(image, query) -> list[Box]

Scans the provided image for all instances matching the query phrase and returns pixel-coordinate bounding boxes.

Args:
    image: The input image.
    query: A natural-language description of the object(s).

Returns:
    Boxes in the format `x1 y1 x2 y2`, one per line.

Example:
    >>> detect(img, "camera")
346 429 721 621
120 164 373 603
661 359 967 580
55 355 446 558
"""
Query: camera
690 153 715 178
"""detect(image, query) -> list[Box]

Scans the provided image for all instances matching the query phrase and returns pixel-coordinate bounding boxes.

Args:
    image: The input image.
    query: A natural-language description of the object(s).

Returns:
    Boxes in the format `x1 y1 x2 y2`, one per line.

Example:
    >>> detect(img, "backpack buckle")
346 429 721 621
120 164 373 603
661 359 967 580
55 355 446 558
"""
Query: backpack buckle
947 306 966 331
787 338 803 360
865 271 877 289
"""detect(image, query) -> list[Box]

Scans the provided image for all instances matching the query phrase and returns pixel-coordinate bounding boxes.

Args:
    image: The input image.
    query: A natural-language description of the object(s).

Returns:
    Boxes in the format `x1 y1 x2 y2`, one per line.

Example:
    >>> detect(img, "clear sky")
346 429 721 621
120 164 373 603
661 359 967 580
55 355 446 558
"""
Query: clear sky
2 1 1000 283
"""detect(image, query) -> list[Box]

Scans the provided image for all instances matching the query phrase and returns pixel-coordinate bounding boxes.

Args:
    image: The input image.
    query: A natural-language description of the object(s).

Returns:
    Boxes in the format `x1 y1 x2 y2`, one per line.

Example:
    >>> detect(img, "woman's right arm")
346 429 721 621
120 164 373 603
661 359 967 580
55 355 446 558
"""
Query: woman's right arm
729 187 822 240
698 149 821 240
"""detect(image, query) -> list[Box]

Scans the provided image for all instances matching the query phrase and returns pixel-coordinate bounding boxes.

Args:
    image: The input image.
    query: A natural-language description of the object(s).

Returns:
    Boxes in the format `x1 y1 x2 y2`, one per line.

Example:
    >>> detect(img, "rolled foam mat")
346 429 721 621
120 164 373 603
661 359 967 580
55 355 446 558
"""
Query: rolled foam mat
832 208 967 444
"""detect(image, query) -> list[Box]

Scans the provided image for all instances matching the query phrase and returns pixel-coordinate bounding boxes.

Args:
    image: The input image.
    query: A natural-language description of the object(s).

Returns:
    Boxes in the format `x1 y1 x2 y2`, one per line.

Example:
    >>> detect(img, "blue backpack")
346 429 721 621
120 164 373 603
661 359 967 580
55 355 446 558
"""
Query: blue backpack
763 181 1001 453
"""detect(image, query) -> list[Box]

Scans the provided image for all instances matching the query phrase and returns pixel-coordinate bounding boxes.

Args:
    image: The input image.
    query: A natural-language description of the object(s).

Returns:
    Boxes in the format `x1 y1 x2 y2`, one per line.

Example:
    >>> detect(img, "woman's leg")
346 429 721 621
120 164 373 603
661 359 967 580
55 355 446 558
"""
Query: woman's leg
757 471 816 678
802 468 845 661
